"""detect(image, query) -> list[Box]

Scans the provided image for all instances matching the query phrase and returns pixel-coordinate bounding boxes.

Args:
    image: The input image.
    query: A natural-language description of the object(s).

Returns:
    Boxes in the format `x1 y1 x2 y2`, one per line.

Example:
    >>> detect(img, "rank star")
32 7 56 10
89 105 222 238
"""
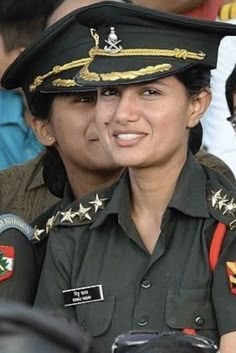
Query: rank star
89 194 108 213
60 209 74 223
46 213 59 233
210 189 223 208
223 198 236 216
32 227 45 241
73 204 92 221
218 194 229 211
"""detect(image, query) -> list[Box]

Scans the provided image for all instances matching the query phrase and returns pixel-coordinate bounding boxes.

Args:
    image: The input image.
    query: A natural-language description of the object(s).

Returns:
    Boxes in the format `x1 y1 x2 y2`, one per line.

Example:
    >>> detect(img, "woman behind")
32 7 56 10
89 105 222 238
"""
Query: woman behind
1 8 123 288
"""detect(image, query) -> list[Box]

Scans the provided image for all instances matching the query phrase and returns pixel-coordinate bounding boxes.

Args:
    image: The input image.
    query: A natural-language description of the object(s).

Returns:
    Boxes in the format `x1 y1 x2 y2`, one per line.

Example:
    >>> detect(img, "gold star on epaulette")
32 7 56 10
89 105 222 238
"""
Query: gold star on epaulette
46 212 60 233
73 204 92 221
60 208 74 223
210 189 223 208
89 194 108 213
32 227 45 241
218 195 229 211
223 198 236 216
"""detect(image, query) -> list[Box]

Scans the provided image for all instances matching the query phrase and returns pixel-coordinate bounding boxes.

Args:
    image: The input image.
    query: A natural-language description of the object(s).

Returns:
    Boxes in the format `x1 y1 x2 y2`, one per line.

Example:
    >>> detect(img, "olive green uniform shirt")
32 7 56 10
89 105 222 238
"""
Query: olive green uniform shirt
35 154 236 353
0 152 59 223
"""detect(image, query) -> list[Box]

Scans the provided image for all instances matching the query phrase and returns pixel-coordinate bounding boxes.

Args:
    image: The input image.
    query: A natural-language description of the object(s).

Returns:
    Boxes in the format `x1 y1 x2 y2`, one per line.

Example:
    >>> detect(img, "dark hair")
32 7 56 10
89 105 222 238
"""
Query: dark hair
0 19 46 51
175 65 211 155
175 65 211 97
225 64 236 115
31 93 67 198
0 0 60 51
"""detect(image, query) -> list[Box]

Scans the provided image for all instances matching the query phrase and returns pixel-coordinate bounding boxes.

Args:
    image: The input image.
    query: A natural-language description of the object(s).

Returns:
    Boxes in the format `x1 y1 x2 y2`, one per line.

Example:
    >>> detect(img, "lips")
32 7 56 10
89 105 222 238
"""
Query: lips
116 133 144 141
112 130 146 147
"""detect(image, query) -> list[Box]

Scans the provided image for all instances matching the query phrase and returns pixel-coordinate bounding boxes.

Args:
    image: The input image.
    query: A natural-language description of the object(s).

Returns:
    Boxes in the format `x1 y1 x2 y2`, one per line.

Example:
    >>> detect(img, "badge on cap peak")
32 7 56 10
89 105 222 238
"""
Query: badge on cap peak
104 26 122 54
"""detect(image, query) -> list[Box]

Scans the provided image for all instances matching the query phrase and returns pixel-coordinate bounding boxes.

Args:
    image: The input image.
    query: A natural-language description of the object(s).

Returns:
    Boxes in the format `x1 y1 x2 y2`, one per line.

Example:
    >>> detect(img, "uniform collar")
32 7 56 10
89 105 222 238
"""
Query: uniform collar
168 152 209 218
92 153 209 229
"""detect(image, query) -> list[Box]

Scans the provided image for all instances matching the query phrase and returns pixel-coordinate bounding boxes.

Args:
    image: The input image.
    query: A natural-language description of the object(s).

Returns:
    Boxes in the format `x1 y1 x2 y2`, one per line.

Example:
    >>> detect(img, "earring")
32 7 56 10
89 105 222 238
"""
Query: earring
48 136 52 141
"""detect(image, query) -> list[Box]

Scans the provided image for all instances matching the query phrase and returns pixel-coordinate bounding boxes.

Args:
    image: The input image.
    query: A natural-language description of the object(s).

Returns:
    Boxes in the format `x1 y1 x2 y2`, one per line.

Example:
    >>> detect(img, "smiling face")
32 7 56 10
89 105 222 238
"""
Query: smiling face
96 75 207 169
33 92 121 174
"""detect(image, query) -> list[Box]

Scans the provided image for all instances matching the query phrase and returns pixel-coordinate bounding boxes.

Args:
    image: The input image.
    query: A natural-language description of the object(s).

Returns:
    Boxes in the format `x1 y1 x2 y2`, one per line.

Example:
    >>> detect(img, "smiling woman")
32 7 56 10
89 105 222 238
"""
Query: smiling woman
96 71 210 170
6 2 236 353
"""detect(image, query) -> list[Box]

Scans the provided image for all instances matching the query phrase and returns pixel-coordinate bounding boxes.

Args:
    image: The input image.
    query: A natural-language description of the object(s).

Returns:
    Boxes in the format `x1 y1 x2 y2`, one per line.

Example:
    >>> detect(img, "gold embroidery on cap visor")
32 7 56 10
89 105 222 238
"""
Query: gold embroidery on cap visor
80 61 172 82
29 57 90 92
78 44 206 82
52 78 78 87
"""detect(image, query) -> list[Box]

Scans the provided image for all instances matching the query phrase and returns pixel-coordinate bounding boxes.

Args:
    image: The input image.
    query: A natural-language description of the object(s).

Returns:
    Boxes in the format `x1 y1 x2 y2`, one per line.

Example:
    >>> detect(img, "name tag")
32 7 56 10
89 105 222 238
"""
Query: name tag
63 284 104 307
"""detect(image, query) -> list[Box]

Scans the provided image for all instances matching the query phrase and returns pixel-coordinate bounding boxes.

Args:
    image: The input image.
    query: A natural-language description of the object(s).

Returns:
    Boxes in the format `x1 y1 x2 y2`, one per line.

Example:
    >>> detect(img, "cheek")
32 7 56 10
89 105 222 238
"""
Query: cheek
95 101 114 130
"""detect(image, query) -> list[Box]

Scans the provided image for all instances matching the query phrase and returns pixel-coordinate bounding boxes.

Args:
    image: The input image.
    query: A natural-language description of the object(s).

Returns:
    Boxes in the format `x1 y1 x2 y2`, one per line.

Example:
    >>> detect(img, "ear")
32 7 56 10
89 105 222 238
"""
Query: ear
187 89 212 128
31 118 56 146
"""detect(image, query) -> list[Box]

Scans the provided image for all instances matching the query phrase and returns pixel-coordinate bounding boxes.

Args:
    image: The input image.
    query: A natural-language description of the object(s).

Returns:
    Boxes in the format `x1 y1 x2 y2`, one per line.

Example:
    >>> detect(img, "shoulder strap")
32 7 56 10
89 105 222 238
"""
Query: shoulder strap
0 213 34 240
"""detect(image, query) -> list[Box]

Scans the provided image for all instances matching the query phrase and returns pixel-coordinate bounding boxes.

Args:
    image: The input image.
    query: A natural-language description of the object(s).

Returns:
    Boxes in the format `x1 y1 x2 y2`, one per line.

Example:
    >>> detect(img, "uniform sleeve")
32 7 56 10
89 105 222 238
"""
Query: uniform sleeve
212 228 236 335
0 229 37 304
34 229 76 319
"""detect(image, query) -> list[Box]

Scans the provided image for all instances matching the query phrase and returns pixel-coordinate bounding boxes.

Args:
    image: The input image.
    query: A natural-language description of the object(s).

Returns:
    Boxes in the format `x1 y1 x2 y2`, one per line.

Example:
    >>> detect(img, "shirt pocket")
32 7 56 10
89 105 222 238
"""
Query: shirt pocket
166 288 217 331
75 295 115 337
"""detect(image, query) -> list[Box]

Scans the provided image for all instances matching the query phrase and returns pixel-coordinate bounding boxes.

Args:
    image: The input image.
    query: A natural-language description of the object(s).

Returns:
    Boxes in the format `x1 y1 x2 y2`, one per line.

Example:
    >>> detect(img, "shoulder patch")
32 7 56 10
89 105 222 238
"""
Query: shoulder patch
0 214 34 240
207 183 236 230
0 246 14 282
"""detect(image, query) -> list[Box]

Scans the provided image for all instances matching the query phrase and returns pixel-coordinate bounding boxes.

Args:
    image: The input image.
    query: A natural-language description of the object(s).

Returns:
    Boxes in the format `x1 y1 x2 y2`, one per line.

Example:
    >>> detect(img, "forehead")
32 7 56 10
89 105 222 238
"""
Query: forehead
98 75 180 89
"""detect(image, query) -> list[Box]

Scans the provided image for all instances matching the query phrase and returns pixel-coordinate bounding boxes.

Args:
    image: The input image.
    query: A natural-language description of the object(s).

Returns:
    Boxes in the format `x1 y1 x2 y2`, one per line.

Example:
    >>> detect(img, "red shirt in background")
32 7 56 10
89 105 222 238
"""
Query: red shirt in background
185 0 223 19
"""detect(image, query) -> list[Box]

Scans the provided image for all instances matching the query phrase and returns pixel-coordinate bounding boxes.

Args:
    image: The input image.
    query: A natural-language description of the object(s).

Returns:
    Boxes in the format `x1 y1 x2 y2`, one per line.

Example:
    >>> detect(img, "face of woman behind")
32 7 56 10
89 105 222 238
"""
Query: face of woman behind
35 92 121 173
96 75 206 169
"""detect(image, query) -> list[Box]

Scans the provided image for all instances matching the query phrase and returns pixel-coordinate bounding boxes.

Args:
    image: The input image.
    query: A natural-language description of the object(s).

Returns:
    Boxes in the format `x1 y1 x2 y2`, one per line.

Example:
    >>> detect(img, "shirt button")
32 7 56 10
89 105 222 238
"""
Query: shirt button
138 317 148 327
195 316 205 327
141 279 151 289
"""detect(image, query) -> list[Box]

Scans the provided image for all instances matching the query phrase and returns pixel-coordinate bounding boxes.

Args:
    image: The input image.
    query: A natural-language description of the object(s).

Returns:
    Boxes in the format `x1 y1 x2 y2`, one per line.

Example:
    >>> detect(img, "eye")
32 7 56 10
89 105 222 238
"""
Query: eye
141 88 160 96
100 87 120 97
73 92 97 103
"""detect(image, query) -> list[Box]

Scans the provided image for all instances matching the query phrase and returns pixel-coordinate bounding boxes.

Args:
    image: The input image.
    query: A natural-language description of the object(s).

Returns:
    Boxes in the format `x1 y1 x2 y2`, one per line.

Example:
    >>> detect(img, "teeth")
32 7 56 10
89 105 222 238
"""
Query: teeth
117 134 140 140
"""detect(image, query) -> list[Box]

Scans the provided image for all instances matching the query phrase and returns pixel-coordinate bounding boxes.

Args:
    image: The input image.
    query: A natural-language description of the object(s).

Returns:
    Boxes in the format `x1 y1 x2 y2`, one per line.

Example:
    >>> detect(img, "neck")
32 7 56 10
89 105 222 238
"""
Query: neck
66 166 123 199
130 152 187 217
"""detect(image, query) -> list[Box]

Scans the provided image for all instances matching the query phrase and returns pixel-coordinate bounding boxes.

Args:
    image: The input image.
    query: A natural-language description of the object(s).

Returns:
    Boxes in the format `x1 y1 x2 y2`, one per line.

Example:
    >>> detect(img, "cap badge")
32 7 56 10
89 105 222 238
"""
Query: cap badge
104 27 122 54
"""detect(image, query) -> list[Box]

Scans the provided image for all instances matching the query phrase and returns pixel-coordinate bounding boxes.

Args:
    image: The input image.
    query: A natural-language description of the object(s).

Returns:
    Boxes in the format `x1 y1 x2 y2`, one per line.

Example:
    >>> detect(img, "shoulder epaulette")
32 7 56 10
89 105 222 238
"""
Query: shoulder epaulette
55 193 108 227
0 214 34 240
207 181 236 231
32 193 109 242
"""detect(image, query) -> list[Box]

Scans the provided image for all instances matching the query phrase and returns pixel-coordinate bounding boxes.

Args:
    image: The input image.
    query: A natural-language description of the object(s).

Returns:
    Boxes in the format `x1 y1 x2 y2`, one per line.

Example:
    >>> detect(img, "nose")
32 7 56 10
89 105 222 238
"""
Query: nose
114 90 139 125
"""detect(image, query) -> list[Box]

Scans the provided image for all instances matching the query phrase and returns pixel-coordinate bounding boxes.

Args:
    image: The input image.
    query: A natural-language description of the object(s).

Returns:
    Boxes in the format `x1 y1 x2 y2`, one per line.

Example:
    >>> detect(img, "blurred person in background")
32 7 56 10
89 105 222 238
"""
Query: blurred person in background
111 331 218 353
0 0 59 170
225 64 236 135
201 0 236 177
131 0 223 19
0 300 95 353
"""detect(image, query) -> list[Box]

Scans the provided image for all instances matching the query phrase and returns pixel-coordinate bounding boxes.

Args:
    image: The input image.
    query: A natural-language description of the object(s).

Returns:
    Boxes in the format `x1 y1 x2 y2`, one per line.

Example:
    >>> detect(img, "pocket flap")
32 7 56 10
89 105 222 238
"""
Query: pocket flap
166 289 217 330
76 295 115 337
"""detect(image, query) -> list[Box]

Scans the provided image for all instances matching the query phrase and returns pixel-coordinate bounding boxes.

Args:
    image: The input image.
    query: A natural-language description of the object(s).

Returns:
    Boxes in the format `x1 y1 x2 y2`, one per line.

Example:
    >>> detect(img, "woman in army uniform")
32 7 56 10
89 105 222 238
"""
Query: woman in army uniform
1 4 123 290
3 1 236 353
